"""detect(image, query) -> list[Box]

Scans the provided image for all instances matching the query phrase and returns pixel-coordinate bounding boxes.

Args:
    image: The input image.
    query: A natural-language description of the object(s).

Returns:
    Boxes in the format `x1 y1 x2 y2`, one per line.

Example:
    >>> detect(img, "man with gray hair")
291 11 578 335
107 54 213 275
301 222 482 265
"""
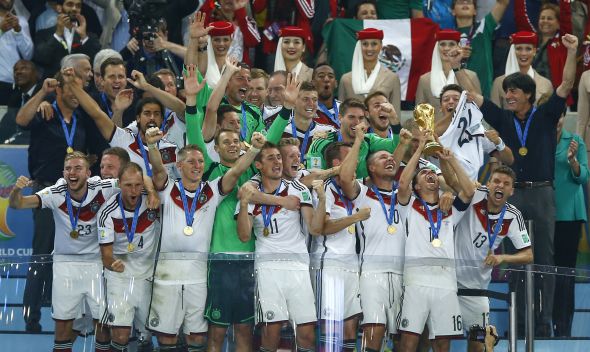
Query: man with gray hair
61 53 93 87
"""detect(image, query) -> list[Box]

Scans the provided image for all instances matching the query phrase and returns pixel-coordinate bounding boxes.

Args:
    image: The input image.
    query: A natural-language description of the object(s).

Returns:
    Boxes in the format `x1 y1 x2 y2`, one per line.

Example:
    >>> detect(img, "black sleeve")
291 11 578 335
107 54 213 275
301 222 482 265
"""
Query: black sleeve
452 196 470 211
481 98 505 131
539 92 567 125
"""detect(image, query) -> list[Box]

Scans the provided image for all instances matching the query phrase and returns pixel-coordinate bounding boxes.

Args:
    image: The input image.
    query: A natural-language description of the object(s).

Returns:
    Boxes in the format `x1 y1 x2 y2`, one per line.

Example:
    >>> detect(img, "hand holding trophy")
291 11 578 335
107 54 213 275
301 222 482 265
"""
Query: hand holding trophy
413 103 443 157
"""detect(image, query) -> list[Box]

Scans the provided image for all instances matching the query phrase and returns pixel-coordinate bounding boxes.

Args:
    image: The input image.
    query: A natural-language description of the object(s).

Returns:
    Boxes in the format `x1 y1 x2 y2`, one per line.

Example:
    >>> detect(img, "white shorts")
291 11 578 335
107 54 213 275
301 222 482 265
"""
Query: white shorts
72 301 96 334
458 295 490 332
51 261 104 321
147 282 208 335
255 268 316 325
104 274 152 328
359 272 403 334
312 268 361 321
398 285 463 339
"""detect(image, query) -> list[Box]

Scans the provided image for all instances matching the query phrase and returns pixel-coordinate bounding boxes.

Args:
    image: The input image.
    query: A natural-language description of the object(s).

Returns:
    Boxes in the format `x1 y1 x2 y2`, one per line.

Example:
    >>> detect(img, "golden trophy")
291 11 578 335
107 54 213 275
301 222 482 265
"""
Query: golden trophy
413 103 443 157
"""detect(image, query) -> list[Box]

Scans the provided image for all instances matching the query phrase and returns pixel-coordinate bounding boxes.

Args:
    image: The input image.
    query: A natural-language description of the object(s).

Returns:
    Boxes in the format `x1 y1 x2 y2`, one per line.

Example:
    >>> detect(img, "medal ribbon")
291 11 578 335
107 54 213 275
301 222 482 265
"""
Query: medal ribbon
136 133 153 177
331 178 353 215
318 99 340 127
371 184 396 226
53 101 77 151
290 112 313 163
117 193 142 246
65 188 88 232
100 92 113 118
419 198 443 241
486 204 507 252
178 178 202 228
240 103 248 141
260 182 282 232
512 107 537 151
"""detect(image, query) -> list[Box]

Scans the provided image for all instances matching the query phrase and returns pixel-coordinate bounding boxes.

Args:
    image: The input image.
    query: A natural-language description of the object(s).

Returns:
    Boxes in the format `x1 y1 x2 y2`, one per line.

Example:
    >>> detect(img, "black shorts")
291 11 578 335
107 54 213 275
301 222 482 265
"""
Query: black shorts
205 256 255 326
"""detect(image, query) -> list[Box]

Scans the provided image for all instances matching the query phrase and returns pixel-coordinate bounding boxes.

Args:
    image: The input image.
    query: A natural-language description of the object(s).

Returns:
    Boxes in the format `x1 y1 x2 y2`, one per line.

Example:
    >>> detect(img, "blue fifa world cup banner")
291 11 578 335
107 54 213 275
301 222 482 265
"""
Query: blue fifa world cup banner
0 146 34 275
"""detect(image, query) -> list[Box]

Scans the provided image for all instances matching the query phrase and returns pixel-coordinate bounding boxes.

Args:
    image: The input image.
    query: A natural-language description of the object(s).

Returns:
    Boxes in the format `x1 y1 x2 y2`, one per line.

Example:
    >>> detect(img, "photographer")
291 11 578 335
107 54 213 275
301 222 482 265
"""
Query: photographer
120 16 184 87
33 0 100 78
471 325 499 352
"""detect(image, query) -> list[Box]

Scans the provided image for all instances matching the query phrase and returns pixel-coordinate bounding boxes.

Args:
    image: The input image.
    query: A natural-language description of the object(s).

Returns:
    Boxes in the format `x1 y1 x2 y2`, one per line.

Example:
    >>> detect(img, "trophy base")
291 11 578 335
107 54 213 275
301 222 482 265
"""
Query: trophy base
423 142 443 157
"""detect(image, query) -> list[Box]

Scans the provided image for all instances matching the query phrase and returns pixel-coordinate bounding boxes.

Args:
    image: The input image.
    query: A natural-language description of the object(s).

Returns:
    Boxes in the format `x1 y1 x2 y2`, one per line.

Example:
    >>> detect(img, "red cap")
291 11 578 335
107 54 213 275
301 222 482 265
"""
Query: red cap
436 30 461 42
356 28 384 40
209 21 234 37
511 31 538 46
279 26 306 39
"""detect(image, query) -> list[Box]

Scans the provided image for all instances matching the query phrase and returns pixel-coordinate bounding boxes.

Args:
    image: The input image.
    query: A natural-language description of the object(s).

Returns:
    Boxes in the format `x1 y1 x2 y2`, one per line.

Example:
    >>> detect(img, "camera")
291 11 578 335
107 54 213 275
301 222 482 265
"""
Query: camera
124 0 166 42
468 324 487 343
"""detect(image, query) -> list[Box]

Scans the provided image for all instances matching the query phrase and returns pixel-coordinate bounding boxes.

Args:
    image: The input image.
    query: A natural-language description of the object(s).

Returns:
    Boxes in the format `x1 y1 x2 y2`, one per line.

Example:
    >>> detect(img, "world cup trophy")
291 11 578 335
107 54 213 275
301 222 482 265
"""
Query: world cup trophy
413 103 443 157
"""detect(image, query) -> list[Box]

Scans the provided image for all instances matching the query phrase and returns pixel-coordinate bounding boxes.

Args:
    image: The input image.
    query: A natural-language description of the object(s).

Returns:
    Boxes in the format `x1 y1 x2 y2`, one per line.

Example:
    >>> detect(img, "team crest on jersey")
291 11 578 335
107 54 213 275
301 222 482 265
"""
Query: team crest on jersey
150 317 159 327
265 310 275 320
161 150 171 162
147 209 158 221
211 309 221 320
90 201 100 213
199 193 208 204
401 318 409 328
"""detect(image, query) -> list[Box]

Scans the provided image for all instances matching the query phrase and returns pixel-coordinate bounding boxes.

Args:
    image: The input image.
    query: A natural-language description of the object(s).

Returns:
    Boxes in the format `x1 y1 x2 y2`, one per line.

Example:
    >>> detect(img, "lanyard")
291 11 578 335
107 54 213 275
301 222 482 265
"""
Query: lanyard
117 193 142 246
419 198 442 240
318 99 340 127
486 204 507 251
290 113 313 163
178 179 202 227
513 107 537 149
370 184 397 225
331 178 352 215
53 101 77 151
240 103 248 141
65 188 88 231
260 182 282 232
136 133 153 177
100 92 113 118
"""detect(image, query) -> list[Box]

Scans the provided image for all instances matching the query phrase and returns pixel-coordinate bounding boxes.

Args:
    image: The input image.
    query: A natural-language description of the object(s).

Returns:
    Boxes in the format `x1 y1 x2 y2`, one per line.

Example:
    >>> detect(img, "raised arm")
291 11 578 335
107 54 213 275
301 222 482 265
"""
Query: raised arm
490 0 510 24
62 68 115 140
339 126 364 199
127 70 186 120
437 148 475 203
8 176 40 209
398 129 426 204
222 132 265 194
184 12 212 70
236 186 254 242
449 47 482 95
556 34 578 99
16 78 58 127
322 208 371 235
238 182 302 211
144 127 169 191
202 57 240 142
302 180 326 236
485 129 514 166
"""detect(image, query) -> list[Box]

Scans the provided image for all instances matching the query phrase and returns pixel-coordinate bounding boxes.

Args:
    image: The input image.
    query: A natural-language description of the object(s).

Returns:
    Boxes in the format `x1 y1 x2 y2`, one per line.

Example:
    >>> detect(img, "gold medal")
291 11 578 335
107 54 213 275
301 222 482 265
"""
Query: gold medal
69 230 79 239
348 225 355 234
127 243 135 252
387 225 396 234
518 147 528 156
299 163 305 170
183 226 193 236
432 238 442 248
66 146 74 154
487 249 493 256
263 227 270 237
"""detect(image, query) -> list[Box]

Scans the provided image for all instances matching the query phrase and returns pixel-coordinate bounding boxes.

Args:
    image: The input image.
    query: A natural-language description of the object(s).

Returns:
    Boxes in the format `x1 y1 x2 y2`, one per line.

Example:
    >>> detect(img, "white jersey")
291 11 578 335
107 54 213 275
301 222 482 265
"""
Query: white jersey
236 179 312 270
282 118 335 156
437 92 496 180
356 183 405 274
126 110 187 148
455 187 531 289
310 180 363 271
157 177 226 284
398 194 469 290
36 177 119 261
263 104 282 124
97 193 160 279
110 126 179 177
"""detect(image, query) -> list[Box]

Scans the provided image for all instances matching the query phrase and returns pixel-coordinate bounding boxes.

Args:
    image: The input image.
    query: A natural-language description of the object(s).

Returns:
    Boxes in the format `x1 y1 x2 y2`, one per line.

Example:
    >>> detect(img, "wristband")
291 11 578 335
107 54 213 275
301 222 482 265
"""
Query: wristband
495 139 505 151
